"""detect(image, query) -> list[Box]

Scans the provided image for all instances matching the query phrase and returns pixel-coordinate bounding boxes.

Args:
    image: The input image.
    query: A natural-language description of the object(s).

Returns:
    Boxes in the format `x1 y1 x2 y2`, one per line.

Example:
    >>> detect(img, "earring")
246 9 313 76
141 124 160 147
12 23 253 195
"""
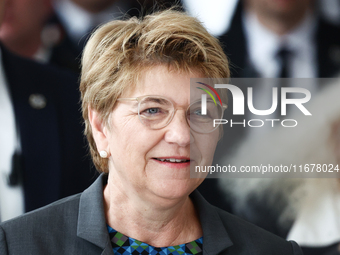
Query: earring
99 150 108 158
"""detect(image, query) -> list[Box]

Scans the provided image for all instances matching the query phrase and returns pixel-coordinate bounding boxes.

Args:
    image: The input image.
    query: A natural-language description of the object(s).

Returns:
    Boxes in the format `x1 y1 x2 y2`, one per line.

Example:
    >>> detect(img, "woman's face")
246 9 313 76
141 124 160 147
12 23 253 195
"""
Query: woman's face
93 65 220 203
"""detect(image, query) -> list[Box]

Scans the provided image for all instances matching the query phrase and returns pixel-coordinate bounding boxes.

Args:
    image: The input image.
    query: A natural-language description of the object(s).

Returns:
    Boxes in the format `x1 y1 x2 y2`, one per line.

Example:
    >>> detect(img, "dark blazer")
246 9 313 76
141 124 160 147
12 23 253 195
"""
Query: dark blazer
2 46 97 212
0 174 302 255
219 1 340 78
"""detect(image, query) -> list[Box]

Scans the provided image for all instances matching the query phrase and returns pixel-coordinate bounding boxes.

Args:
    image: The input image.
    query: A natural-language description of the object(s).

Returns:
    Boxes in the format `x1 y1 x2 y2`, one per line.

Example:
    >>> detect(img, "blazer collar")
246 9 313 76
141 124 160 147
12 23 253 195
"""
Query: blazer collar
190 190 233 254
77 174 233 254
77 174 112 254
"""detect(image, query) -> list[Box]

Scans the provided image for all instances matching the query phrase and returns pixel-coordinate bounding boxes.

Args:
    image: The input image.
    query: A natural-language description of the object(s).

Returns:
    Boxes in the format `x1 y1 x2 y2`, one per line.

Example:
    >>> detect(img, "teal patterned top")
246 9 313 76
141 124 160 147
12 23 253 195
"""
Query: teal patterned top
107 225 203 255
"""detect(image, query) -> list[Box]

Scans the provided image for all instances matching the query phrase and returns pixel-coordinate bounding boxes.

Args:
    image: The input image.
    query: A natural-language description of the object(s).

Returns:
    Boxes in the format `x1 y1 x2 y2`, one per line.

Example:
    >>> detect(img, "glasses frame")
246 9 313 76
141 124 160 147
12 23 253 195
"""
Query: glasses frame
117 95 227 134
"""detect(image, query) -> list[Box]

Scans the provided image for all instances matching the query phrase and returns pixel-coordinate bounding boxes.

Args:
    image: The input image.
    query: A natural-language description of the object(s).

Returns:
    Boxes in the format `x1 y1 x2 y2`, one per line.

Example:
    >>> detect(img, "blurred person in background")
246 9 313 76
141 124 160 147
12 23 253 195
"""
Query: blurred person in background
219 0 340 78
51 0 139 72
0 0 181 72
199 0 340 212
51 0 181 72
212 0 340 206
219 78 340 254
0 0 95 222
0 0 54 62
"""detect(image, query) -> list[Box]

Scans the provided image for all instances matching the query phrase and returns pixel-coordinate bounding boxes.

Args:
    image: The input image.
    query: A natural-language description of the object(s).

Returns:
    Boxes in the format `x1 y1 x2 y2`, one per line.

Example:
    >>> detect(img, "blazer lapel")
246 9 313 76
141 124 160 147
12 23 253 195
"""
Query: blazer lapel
77 174 113 254
190 190 233 254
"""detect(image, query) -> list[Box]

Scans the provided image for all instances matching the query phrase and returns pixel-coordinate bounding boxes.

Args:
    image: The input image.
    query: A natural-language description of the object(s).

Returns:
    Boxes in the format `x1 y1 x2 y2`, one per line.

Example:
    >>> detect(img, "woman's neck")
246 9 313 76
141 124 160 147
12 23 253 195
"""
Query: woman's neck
103 174 202 247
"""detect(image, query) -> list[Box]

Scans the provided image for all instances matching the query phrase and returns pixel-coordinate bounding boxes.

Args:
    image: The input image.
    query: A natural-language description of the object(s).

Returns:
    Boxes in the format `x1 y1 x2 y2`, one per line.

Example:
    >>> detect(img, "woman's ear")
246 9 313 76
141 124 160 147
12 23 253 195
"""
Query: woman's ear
88 106 110 155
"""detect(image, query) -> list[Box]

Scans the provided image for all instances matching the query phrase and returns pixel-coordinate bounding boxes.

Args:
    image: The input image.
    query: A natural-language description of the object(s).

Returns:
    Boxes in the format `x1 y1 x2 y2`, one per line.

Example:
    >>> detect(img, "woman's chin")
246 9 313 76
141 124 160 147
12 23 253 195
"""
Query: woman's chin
147 178 201 202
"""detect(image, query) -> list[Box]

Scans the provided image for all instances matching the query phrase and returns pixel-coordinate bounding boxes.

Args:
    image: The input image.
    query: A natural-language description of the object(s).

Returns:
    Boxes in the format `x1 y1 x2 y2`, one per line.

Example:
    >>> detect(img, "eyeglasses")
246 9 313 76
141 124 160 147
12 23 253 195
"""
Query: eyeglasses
117 95 227 134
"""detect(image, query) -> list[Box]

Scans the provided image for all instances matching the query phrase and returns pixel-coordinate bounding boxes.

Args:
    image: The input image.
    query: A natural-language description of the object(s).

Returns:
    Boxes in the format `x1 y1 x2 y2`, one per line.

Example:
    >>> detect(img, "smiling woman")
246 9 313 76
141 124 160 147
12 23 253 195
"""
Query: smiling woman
0 8 302 255
97 67 209 205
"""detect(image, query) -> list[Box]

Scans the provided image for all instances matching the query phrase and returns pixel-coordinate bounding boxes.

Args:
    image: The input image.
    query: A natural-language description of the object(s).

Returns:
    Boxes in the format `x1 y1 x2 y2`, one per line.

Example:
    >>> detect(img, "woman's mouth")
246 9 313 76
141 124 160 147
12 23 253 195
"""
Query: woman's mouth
152 157 191 168
154 158 190 163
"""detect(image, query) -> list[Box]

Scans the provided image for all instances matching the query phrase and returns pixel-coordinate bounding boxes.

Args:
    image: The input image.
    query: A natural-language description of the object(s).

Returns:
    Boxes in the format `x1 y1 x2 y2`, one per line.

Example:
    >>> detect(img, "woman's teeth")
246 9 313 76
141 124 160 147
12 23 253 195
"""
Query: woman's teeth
157 158 189 163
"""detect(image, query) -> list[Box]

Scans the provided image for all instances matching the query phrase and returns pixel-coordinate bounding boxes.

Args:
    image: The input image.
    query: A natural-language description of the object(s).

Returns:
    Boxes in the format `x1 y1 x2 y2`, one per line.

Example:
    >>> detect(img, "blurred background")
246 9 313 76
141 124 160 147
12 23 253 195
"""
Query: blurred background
1 0 340 254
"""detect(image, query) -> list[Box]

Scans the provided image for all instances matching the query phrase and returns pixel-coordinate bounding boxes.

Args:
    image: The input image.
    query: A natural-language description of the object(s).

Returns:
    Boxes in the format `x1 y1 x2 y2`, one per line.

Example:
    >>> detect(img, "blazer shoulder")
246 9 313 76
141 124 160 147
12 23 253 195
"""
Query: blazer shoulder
0 193 106 255
0 225 8 255
0 193 81 232
215 208 302 254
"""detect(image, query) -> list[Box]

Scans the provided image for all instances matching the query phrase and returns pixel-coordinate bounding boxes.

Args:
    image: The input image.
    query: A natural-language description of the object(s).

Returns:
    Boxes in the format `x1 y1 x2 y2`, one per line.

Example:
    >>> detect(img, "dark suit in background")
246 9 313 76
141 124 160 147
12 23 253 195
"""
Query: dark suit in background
2 46 97 213
199 0 340 212
197 2 340 254
219 1 340 79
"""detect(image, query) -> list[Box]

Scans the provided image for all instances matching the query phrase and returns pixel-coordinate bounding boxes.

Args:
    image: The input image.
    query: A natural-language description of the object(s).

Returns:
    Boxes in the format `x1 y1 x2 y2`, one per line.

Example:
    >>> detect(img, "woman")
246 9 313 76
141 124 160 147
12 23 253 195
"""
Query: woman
0 9 302 255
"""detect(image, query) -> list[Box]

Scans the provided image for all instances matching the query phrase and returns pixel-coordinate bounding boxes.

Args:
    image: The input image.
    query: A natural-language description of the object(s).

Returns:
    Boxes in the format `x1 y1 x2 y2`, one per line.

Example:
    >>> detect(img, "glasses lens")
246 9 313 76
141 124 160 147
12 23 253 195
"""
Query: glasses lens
187 100 223 133
138 96 174 129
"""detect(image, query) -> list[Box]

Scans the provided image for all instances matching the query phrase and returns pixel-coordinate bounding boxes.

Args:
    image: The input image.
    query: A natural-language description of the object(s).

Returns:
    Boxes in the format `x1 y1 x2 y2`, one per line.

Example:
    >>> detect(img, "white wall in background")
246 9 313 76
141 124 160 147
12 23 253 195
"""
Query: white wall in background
182 0 238 37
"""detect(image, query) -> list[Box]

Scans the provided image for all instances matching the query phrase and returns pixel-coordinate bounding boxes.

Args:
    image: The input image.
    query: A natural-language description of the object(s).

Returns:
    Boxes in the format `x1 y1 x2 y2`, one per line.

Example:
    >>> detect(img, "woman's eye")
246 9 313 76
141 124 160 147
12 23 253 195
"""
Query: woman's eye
194 109 202 116
192 108 209 117
146 108 159 114
141 108 163 116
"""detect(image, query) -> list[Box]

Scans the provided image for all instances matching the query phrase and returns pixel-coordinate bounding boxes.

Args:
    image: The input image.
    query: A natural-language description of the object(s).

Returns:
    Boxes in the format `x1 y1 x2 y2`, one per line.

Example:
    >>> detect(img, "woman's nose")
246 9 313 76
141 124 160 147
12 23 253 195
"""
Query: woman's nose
164 110 191 147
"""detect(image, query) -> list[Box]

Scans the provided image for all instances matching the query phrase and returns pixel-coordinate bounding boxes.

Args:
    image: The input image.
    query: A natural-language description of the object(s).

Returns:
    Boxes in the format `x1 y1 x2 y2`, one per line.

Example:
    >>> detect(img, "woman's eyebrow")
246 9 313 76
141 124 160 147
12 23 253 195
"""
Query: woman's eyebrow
143 97 170 104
